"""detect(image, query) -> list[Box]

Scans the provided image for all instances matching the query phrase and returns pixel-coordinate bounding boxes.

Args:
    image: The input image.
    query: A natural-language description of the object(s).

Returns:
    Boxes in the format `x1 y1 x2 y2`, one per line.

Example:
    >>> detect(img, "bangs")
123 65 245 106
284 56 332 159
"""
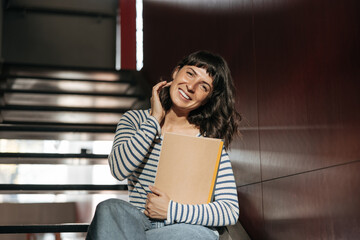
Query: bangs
192 62 217 79
180 52 222 80
176 50 228 92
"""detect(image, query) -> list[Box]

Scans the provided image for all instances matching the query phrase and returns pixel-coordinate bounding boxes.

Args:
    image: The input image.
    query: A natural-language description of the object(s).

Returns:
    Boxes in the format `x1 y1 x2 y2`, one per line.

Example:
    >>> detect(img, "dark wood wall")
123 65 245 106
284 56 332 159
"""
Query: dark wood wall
142 0 360 239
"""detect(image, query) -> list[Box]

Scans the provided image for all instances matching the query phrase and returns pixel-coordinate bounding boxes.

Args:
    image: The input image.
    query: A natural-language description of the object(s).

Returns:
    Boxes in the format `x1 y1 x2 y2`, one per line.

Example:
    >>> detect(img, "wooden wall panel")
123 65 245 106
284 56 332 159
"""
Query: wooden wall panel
142 0 360 239
262 161 360 239
230 130 261 186
230 38 260 186
254 0 360 180
237 183 264 240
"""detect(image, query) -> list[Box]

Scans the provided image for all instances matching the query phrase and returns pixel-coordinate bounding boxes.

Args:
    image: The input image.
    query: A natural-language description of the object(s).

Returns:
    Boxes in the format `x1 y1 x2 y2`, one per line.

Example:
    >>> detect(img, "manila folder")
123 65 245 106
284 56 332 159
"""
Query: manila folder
154 132 223 205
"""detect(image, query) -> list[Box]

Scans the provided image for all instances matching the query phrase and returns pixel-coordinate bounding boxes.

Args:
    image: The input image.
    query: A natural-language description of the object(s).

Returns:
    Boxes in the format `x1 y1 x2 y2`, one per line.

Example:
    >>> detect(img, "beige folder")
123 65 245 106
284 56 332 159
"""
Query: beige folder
154 132 223 205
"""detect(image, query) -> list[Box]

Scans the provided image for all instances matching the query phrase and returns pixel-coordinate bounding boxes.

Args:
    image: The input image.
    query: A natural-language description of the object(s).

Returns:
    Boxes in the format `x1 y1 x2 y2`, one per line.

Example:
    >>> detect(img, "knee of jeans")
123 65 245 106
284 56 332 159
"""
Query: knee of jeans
179 224 218 240
96 198 124 214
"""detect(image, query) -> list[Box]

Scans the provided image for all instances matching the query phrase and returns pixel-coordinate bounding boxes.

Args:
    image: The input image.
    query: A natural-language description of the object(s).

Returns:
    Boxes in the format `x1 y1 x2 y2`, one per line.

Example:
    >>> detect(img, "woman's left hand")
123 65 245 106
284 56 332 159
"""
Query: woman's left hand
150 81 172 123
144 185 170 220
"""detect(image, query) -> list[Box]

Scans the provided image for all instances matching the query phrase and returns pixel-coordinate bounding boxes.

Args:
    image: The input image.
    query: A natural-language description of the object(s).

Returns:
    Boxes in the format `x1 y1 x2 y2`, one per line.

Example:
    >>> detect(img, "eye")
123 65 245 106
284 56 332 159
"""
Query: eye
201 84 209 92
187 71 194 77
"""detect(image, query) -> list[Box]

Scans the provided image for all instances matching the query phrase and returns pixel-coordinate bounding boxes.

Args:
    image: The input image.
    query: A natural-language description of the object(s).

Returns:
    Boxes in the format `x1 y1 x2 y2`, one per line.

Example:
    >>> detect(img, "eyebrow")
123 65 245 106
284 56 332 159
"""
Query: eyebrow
188 66 213 89
202 81 212 89
188 67 198 76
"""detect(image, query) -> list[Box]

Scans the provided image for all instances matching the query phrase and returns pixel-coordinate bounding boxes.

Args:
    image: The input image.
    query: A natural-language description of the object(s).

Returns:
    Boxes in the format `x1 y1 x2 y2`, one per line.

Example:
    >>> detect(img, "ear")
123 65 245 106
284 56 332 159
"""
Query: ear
172 67 180 79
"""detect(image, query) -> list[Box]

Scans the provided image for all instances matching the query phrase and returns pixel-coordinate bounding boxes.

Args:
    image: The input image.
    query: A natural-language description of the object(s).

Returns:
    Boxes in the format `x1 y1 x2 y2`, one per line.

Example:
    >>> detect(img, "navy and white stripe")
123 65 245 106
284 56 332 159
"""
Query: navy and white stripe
108 109 239 226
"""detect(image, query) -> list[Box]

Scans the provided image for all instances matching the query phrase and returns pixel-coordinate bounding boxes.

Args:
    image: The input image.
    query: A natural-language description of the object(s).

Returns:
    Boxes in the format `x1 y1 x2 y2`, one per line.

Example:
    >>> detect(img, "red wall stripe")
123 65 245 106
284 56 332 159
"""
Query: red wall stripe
120 0 136 70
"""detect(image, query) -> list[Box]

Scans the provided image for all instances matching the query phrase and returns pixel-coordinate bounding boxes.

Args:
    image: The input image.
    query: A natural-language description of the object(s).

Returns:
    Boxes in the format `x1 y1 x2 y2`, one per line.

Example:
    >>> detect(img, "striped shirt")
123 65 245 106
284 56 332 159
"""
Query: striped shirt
108 109 239 226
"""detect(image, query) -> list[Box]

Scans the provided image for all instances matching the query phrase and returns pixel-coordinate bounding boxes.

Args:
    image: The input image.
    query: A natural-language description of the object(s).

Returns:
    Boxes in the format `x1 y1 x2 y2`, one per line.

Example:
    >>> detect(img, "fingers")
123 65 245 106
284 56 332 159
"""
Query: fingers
150 80 171 123
151 81 166 103
164 81 172 88
144 197 150 216
149 185 162 196
145 194 152 217
144 209 150 217
145 190 169 219
145 192 157 211
152 80 167 93
152 81 172 95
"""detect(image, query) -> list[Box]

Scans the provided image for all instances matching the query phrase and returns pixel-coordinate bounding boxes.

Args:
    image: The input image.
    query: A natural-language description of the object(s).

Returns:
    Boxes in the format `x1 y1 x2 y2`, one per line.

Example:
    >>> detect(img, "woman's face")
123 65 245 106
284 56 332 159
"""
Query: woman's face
169 65 213 114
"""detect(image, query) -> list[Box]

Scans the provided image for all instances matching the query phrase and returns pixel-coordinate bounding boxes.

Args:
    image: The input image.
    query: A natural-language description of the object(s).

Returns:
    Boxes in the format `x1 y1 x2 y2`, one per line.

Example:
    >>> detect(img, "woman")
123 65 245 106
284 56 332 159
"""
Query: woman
86 50 241 240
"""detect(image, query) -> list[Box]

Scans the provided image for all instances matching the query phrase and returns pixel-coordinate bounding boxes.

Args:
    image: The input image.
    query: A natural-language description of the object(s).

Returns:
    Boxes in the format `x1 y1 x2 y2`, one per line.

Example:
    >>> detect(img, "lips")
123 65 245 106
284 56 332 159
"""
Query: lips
179 89 191 100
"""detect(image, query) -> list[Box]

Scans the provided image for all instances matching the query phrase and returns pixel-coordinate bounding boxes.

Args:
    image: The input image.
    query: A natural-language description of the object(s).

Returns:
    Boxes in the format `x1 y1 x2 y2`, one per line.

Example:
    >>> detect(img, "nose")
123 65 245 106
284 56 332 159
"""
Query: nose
186 82 195 93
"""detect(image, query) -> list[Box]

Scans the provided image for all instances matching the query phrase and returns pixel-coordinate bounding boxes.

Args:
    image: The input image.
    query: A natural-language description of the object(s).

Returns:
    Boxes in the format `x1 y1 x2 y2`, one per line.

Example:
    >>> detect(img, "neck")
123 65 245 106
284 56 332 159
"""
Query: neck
163 108 189 127
161 108 199 135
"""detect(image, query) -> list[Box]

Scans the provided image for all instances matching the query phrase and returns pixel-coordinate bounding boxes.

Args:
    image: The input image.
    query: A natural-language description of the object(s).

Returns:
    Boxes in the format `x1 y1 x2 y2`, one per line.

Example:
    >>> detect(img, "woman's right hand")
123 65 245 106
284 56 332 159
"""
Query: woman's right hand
150 81 172 123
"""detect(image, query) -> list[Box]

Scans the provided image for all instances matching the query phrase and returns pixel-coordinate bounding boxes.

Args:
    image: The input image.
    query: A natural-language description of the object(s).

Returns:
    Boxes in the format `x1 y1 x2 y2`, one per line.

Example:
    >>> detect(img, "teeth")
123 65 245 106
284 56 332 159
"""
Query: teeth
179 89 190 100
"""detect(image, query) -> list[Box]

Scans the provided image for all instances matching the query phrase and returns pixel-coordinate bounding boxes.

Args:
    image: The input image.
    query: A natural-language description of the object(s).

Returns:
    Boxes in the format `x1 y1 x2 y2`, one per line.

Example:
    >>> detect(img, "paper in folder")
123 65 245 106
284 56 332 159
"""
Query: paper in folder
154 132 223 205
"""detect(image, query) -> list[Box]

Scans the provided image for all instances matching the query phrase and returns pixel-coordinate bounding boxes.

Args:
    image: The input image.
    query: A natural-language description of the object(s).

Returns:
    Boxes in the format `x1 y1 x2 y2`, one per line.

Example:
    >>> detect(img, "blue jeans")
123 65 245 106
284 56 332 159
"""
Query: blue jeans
86 198 219 240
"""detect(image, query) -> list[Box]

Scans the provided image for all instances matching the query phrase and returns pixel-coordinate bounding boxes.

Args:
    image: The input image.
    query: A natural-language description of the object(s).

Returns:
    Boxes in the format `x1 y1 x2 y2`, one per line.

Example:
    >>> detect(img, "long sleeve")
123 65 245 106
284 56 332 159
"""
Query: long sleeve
165 148 239 226
108 110 161 181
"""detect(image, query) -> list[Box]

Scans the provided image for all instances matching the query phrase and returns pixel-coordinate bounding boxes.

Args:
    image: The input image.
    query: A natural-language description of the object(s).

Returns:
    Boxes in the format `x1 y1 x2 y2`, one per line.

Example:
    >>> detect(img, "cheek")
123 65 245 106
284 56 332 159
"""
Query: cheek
201 91 211 100
169 85 177 100
169 84 175 92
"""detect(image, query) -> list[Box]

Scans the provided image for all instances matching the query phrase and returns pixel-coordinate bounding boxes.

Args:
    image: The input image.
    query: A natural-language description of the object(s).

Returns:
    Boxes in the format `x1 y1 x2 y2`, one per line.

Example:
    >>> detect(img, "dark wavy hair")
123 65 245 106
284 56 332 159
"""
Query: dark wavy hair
159 50 241 149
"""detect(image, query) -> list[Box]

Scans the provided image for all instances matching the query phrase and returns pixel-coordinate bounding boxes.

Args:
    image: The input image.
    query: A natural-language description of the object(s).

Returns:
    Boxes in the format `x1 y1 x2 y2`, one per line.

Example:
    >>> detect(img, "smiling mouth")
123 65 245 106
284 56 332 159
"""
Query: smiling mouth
179 89 191 100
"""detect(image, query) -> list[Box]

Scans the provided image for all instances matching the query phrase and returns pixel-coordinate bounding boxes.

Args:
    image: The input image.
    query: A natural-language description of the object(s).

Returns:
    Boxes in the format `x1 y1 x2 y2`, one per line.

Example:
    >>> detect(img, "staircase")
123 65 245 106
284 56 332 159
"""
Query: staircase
0 64 150 239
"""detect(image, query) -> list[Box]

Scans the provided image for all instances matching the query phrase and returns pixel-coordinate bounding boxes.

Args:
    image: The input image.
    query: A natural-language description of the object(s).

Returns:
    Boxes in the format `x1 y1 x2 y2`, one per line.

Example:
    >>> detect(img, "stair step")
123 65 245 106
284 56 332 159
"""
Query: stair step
3 92 139 109
0 131 113 141
0 224 89 234
1 109 122 125
0 184 128 192
0 152 108 165
4 64 135 83
1 88 143 98
0 124 115 140
0 104 130 113
2 120 116 128
0 124 115 132
5 77 134 94
0 153 108 158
